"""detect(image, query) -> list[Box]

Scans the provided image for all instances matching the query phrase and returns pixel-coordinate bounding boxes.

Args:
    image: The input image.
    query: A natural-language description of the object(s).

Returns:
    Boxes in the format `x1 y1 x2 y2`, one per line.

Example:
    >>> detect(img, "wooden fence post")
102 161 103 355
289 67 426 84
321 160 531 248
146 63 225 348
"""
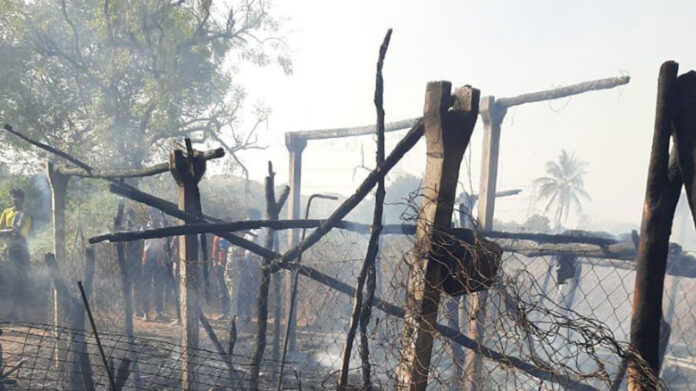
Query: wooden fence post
285 133 306 352
396 82 479 391
169 140 207 391
627 61 681 391
250 162 290 390
44 162 70 368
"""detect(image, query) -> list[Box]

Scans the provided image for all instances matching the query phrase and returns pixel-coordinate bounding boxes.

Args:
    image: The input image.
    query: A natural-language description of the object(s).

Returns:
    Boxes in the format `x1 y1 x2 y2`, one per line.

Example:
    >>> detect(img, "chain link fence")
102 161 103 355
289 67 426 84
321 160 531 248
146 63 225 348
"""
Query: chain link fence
1 214 693 389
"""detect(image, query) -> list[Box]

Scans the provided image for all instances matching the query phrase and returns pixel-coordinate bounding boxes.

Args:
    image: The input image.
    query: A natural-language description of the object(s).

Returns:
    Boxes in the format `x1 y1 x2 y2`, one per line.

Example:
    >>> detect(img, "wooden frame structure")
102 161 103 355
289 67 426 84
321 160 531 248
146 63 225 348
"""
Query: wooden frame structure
2 70 653 391
282 75 630 367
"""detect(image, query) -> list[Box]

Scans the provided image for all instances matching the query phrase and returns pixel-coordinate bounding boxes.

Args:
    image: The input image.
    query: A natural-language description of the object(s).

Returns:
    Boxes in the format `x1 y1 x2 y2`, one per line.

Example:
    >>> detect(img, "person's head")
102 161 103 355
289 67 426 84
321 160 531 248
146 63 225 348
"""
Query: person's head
10 188 24 209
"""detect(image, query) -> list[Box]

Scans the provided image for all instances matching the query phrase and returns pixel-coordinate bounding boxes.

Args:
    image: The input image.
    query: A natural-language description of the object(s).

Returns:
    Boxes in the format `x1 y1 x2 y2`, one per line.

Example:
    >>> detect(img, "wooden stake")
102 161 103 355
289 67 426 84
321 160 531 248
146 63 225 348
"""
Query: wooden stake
250 162 290 390
627 61 682 391
44 162 70 369
169 139 207 391
396 82 479 391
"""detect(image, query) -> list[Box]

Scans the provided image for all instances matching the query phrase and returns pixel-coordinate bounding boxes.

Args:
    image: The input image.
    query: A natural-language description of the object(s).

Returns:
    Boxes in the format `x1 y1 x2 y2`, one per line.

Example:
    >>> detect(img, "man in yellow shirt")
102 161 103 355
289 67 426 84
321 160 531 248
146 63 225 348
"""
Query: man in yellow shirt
0 188 32 251
0 188 32 320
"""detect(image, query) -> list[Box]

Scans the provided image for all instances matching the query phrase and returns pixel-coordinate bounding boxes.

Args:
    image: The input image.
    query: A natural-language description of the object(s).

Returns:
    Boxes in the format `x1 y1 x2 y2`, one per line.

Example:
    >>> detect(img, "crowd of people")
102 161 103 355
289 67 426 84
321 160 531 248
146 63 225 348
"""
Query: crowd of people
0 186 264 324
125 207 263 323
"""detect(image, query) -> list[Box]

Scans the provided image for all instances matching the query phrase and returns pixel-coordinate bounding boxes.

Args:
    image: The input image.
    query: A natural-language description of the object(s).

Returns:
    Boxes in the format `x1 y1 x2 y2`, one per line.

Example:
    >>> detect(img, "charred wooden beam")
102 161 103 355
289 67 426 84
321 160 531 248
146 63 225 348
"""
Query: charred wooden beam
91 218 622 247
108 182 278 261
55 148 224 179
3 124 91 170
3 124 224 180
89 219 416 243
627 61 682 391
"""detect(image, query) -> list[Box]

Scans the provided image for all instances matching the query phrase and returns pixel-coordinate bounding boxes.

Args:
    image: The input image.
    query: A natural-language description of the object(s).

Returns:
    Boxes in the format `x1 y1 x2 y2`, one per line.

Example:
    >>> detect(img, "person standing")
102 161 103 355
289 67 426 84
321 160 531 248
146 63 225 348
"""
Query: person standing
212 234 231 319
139 219 168 321
226 208 261 324
0 188 33 320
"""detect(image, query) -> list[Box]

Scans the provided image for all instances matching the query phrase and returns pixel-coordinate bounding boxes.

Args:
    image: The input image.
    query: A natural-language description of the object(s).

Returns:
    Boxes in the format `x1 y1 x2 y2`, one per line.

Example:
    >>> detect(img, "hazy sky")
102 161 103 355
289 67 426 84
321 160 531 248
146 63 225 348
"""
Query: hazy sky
232 0 696 236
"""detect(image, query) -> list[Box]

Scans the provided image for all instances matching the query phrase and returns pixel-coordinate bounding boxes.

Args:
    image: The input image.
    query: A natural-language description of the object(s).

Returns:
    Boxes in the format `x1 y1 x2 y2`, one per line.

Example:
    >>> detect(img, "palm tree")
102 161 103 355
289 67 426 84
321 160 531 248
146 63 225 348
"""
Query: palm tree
535 150 590 228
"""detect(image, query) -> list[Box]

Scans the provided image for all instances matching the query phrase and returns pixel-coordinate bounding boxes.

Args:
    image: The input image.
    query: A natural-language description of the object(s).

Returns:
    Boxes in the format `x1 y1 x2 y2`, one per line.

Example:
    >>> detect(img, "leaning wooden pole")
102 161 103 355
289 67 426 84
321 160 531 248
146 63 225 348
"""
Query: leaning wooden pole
169 139 207 391
396 82 480 391
337 28 391 390
359 28 391 389
627 61 682 391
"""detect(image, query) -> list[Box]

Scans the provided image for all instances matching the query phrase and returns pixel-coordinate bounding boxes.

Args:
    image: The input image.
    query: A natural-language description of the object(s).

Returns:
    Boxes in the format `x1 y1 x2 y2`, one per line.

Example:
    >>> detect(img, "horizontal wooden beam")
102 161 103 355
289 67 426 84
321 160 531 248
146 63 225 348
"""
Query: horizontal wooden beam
495 75 630 109
288 117 420 141
55 148 225 178
88 219 415 244
285 75 629 144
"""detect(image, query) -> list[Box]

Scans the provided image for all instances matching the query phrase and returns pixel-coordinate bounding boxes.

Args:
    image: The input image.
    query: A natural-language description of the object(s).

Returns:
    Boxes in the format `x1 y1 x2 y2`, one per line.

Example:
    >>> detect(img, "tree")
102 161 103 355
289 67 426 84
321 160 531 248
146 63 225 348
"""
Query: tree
0 0 291 175
523 214 551 233
534 150 590 228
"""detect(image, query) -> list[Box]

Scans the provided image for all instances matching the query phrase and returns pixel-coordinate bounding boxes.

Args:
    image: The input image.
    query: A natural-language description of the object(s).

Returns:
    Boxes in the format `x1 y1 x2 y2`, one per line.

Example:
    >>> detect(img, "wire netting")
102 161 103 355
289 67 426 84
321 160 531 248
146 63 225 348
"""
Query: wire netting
1 205 693 390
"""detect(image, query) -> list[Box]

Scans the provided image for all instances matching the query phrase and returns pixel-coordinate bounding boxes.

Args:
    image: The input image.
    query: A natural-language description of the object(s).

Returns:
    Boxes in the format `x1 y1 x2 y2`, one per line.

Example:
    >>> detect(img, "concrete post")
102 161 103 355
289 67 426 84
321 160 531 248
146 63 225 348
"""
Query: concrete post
285 133 306 351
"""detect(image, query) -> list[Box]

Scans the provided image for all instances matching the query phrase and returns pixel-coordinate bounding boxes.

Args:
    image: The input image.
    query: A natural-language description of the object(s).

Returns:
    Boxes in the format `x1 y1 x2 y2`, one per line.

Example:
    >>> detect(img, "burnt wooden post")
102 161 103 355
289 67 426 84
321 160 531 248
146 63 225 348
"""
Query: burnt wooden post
44 161 70 368
271 236 282 362
627 61 682 391
284 133 306 352
250 162 289 390
169 140 207 391
396 81 479 391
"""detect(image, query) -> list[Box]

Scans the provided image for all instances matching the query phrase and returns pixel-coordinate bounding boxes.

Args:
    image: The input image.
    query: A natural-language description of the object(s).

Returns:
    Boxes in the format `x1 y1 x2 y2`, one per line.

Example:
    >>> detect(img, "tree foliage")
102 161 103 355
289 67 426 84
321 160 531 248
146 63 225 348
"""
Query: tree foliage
0 0 290 172
535 150 590 228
